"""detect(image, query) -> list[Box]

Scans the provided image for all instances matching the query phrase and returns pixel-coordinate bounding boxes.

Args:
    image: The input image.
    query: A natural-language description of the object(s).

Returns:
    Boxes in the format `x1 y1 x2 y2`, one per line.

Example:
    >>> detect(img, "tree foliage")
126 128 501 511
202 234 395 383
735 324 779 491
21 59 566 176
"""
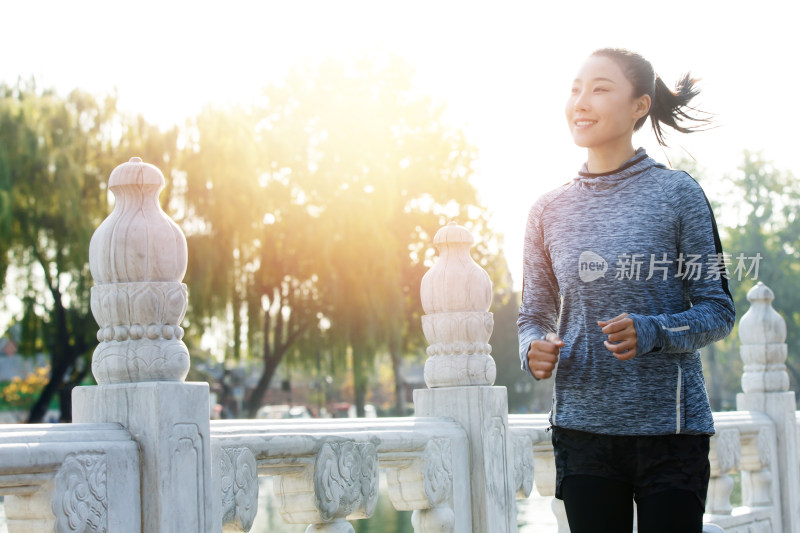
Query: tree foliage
0 82 117 421
719 152 800 395
181 56 507 416
0 81 184 421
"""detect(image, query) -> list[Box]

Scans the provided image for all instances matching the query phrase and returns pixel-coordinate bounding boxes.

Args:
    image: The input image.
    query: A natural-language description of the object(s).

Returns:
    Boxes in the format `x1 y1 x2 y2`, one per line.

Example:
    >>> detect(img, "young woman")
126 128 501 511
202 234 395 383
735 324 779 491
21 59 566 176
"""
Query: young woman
517 48 735 532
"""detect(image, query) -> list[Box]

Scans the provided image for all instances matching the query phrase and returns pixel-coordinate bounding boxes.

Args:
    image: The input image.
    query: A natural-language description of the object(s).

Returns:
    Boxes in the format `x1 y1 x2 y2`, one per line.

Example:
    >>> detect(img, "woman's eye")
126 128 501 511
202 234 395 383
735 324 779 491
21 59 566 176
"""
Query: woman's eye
593 87 608 93
570 87 579 94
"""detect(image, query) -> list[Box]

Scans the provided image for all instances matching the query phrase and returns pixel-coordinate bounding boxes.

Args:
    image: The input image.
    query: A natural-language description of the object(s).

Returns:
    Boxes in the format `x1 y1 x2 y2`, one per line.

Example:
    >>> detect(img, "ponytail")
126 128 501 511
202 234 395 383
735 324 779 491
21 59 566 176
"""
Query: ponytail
648 73 710 146
591 48 712 147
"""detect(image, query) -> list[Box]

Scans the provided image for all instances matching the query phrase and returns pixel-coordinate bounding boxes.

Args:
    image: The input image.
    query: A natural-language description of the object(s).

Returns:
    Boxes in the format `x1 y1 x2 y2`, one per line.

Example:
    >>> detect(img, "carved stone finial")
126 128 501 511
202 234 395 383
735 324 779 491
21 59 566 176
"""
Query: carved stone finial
89 158 190 384
739 282 787 345
739 282 789 393
420 222 492 314
420 222 495 388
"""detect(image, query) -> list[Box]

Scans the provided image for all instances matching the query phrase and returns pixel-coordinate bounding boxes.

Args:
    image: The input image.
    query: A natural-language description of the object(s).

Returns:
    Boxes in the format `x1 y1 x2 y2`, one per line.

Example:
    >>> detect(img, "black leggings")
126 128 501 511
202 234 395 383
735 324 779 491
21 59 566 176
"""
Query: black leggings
562 475 705 533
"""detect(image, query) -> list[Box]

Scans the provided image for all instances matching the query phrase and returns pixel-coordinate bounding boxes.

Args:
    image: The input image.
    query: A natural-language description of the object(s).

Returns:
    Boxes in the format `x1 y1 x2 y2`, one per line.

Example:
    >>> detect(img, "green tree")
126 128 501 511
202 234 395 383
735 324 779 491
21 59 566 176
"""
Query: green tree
0 82 117 422
0 82 181 422
266 56 506 417
719 152 800 394
182 55 507 417
182 104 324 417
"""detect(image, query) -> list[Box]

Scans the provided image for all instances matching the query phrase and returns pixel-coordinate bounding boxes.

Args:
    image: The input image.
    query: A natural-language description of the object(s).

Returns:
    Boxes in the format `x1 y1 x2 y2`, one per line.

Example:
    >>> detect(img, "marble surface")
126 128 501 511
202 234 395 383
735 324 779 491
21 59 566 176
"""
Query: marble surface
0 423 140 532
73 382 215 533
210 416 471 532
0 490 569 533
419 222 497 389
88 157 190 384
415 386 517 532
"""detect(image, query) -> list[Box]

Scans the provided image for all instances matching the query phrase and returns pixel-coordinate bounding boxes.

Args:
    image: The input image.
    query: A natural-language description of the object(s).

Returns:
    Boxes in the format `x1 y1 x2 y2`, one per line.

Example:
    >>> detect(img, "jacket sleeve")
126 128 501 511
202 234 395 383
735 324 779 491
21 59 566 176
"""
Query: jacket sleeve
629 174 735 355
517 201 562 377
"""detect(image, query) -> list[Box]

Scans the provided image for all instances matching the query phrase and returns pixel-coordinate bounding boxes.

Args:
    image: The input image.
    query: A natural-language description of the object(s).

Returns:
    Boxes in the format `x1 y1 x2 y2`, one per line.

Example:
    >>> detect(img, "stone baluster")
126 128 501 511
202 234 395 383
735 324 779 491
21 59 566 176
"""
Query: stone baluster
384 438 456 532
272 440 379 532
414 222 516 532
512 434 534 500
706 428 741 515
215 446 258 532
532 440 568 533
736 282 800 532
72 157 216 533
740 427 774 507
4 480 55 533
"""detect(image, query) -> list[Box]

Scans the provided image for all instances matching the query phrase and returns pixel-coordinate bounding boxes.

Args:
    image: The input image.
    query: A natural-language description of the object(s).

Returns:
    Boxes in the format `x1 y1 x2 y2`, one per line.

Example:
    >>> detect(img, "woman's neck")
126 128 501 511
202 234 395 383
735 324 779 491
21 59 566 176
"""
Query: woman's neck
586 143 638 174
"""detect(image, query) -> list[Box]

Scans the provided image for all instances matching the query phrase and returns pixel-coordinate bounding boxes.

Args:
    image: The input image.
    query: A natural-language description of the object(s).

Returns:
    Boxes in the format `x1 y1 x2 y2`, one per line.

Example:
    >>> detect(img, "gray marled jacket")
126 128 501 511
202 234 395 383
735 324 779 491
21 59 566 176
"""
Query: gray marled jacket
517 149 735 436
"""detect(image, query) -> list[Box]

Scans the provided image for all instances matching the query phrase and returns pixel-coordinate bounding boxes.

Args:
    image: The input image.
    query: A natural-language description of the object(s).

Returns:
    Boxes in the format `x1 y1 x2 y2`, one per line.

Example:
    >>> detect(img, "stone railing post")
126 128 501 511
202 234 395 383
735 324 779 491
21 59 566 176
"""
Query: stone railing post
706 428 740 515
72 157 217 532
736 282 800 532
413 222 516 532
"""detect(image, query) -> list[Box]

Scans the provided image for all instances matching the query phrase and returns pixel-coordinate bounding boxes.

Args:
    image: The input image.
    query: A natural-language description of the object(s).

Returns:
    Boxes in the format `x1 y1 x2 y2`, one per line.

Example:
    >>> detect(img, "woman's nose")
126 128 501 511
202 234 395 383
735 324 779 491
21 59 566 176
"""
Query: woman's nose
573 90 590 110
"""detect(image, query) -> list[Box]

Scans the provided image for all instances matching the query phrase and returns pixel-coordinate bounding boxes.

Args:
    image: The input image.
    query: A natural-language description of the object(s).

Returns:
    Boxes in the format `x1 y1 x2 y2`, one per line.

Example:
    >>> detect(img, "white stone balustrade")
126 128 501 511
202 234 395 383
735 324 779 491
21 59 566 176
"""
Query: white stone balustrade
708 426 741 516
736 281 800 533
209 417 470 532
704 411 780 531
0 423 140 532
4 158 800 533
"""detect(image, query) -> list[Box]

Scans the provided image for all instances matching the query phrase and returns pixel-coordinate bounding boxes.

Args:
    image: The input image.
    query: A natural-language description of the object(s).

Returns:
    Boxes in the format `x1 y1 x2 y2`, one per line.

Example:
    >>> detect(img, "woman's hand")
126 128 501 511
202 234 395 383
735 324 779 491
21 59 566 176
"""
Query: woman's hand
599 313 638 360
527 332 564 379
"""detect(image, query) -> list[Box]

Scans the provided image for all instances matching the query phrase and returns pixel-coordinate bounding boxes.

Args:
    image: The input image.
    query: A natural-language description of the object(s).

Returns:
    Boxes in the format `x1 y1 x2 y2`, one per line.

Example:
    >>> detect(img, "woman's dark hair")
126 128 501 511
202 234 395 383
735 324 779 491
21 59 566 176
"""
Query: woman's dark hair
591 48 711 146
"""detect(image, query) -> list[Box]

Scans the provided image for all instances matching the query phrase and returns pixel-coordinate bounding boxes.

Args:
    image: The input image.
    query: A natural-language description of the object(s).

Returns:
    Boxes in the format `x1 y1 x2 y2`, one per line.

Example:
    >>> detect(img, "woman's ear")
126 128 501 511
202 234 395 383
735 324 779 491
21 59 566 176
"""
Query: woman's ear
634 94 651 121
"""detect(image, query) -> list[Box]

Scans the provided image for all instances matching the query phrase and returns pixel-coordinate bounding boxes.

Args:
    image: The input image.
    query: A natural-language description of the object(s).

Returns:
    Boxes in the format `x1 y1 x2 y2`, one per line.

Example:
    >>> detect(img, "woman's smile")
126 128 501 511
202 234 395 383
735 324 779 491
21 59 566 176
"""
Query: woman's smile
565 55 650 172
574 119 597 129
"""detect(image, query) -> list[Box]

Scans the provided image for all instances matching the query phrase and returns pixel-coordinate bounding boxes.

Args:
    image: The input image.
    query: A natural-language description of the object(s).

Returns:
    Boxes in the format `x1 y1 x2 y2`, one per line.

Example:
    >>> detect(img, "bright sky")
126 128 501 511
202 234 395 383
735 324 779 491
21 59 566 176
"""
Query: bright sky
2 0 797 302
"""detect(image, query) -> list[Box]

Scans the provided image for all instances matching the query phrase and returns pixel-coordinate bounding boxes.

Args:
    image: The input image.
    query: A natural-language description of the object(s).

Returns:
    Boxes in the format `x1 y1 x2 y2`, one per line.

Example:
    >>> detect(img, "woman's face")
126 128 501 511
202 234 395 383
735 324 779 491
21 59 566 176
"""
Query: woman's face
565 55 650 151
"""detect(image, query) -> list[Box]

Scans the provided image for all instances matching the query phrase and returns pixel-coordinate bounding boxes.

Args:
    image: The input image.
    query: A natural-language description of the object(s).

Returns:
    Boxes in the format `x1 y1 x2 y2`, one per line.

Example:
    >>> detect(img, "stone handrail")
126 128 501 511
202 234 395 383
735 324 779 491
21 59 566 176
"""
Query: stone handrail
735 282 800 533
0 423 140 532
4 158 800 533
210 417 470 531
